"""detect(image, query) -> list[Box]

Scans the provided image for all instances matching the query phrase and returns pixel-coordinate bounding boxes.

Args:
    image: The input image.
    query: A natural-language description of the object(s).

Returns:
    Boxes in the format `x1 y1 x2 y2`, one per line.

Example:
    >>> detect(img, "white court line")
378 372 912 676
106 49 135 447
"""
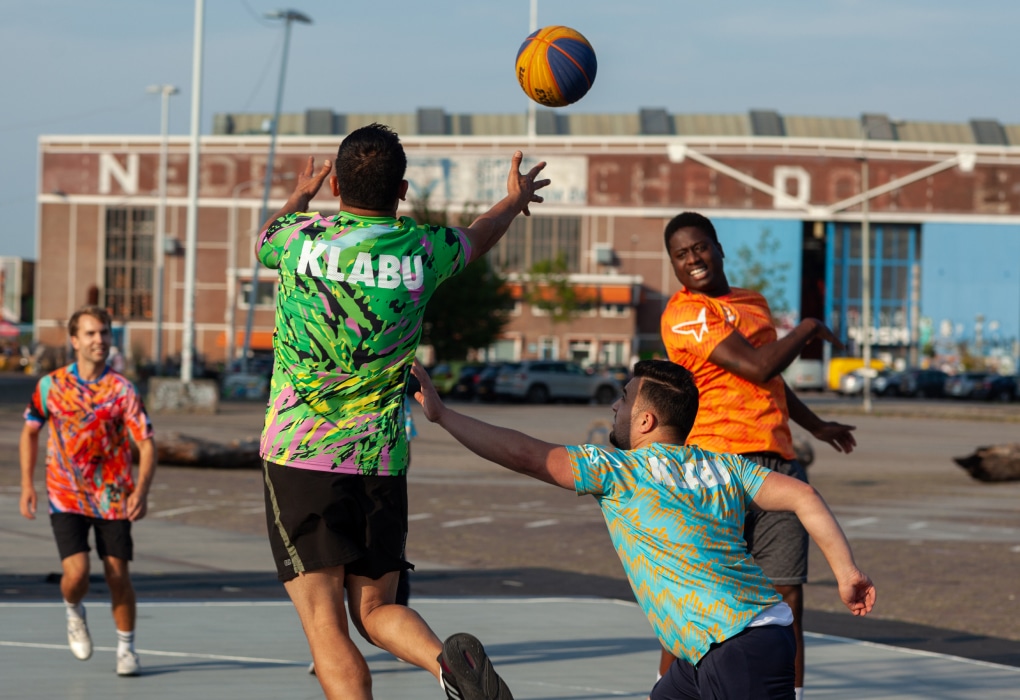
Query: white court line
804 632 1020 673
908 521 928 530
525 519 559 528
441 516 494 528
408 513 432 521
843 517 879 527
0 640 304 666
150 504 219 518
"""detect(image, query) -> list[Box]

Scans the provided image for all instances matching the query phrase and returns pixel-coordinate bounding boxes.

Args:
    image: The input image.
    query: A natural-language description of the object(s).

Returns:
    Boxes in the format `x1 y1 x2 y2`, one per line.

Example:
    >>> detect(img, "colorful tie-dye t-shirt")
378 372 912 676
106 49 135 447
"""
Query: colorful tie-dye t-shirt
256 211 470 475
24 364 153 520
567 441 782 665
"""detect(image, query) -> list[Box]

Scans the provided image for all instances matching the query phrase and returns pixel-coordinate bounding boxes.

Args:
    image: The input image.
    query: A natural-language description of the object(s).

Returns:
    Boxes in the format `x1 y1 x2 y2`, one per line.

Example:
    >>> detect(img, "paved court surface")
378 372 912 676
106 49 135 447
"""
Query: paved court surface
3 497 1020 699
3 598 1020 699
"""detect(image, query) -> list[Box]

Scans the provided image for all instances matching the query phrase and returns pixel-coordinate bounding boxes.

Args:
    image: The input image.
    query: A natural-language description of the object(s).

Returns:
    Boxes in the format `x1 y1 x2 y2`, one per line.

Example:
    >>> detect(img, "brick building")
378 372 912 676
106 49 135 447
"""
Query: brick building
35 109 1020 373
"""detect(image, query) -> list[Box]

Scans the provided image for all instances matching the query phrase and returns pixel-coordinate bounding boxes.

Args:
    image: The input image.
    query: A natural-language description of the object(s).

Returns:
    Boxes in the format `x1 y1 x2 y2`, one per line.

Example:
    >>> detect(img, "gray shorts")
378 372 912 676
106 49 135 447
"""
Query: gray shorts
742 453 809 586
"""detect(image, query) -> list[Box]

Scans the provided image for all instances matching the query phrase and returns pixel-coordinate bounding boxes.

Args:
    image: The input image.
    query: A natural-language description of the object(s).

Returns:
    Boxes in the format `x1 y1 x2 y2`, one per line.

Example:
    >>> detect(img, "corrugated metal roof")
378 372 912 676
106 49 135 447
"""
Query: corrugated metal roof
673 113 749 136
784 116 860 139
896 121 975 145
211 109 1020 145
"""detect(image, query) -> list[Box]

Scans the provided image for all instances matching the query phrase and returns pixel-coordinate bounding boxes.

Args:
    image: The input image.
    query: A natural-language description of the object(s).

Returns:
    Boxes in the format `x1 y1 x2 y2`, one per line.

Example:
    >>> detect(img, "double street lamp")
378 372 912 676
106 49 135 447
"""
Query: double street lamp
239 9 312 374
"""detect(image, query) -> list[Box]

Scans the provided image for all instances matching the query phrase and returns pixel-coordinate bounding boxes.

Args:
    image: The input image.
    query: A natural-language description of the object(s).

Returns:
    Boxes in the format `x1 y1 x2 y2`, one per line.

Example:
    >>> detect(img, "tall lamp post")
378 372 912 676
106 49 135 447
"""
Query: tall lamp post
181 0 205 384
239 8 312 373
147 83 178 376
526 0 537 139
859 152 873 412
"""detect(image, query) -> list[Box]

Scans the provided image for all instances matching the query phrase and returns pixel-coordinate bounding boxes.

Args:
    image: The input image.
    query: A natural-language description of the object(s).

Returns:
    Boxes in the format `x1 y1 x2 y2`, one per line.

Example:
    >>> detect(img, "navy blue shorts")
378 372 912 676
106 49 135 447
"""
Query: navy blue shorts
651 624 796 700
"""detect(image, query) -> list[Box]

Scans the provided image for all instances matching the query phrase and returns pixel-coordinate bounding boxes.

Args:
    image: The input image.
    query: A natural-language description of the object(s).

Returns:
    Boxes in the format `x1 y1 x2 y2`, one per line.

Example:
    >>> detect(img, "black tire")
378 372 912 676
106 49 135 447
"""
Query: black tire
525 384 549 404
595 385 617 405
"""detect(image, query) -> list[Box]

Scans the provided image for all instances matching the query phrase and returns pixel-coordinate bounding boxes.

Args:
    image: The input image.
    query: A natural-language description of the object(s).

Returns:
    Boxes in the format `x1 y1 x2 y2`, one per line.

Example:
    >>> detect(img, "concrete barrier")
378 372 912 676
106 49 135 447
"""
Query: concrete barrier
146 378 219 414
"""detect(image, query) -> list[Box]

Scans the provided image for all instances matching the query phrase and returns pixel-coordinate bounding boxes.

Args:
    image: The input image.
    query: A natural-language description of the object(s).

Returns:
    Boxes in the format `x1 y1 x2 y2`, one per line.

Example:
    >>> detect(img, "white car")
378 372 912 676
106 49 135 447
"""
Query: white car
494 361 622 404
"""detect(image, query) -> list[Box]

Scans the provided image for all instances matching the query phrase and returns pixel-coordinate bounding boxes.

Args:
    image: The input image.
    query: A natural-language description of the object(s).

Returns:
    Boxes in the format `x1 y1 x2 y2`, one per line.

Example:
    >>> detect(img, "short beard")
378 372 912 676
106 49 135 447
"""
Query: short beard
608 429 628 450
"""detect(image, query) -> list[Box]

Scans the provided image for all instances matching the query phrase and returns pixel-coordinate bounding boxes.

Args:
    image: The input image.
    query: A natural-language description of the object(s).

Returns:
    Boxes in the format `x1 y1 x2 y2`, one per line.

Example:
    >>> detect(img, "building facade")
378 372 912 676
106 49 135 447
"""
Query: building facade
36 110 1020 373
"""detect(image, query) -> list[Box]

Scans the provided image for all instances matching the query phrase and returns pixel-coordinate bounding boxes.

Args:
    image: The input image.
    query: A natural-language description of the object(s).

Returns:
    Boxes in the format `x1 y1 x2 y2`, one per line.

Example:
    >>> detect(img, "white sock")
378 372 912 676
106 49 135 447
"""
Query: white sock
795 688 804 700
117 629 135 655
64 600 84 619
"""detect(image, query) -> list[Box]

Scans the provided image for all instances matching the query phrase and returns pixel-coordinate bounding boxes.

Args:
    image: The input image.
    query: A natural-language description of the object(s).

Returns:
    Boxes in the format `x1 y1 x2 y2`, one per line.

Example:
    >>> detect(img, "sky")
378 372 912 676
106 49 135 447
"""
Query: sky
2 0 1019 259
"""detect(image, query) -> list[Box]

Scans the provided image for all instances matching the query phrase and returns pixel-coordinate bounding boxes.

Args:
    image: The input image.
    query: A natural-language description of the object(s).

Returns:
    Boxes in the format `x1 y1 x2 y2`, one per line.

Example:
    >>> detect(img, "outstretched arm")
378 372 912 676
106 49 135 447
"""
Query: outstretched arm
751 472 876 616
785 381 857 453
707 318 842 384
460 152 551 263
410 361 574 489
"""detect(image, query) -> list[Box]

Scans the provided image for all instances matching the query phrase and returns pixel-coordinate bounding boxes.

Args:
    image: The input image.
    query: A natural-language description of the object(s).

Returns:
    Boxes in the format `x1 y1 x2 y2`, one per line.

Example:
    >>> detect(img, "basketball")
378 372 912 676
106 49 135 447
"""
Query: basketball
515 25 597 108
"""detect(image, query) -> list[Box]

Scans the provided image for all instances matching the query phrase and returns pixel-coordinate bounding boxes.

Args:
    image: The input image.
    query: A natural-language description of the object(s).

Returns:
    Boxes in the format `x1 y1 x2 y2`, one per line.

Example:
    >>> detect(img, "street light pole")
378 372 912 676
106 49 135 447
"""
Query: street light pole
147 83 178 376
526 0 537 140
181 0 205 384
860 154 873 413
239 8 312 373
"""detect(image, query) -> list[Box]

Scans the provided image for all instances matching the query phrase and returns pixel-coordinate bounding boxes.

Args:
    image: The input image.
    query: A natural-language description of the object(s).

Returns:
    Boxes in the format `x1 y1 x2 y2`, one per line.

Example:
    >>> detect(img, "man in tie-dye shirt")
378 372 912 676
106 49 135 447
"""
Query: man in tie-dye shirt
257 123 548 700
409 359 876 700
20 305 155 677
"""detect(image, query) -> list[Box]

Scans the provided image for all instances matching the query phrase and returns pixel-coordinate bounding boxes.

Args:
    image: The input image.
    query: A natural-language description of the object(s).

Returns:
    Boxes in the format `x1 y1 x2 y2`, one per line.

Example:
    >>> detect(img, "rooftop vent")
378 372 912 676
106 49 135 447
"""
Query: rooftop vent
861 113 898 140
970 119 1009 146
750 110 785 137
639 108 674 135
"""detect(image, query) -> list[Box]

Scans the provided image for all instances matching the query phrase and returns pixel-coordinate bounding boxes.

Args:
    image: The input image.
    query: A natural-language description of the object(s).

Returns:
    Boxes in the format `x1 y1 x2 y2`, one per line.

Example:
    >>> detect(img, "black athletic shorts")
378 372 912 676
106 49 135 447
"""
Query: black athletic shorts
50 512 133 562
263 460 412 583
742 453 809 586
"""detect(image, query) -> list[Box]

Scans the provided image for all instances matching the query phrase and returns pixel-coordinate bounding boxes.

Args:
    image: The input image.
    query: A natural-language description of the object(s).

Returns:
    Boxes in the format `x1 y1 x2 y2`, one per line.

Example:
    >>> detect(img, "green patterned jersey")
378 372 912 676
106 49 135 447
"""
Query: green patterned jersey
257 211 470 475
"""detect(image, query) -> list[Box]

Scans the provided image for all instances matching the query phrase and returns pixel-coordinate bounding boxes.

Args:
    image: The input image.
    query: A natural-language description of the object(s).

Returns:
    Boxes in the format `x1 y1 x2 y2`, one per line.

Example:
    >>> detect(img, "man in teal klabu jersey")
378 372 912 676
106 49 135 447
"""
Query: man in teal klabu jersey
257 123 549 700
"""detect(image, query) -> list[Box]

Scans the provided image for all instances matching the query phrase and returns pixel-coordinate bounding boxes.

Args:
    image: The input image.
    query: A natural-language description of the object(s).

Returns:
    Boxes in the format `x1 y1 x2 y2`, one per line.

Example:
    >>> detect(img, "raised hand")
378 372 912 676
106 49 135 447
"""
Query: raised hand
293 156 332 203
507 151 551 216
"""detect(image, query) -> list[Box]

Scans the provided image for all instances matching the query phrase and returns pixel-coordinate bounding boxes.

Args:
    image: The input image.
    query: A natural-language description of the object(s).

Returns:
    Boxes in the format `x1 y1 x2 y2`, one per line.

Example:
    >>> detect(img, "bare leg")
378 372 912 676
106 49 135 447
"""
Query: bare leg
60 552 90 605
103 556 136 632
775 584 804 689
347 570 443 678
285 566 373 700
657 646 675 677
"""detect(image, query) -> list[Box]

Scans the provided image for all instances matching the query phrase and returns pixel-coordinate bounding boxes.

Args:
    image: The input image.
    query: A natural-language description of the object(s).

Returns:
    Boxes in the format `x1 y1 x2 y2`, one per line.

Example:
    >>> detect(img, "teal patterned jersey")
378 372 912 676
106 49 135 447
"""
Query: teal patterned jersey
567 442 782 665
257 211 470 475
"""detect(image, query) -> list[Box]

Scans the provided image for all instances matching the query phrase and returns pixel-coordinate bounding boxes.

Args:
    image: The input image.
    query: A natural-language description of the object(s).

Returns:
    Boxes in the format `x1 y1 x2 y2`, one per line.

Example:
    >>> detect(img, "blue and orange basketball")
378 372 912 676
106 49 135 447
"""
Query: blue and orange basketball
515 26 597 108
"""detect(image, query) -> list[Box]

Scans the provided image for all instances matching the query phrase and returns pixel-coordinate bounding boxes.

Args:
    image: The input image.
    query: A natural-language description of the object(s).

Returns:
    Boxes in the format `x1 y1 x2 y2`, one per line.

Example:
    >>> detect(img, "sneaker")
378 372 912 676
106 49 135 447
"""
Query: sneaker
438 633 513 700
117 649 141 676
66 609 92 661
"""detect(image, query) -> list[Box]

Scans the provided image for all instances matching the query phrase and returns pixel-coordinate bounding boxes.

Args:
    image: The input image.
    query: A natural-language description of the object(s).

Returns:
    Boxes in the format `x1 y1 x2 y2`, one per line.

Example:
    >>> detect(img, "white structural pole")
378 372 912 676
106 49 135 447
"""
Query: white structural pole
181 0 205 383
526 0 537 139
860 155 873 413
148 83 177 376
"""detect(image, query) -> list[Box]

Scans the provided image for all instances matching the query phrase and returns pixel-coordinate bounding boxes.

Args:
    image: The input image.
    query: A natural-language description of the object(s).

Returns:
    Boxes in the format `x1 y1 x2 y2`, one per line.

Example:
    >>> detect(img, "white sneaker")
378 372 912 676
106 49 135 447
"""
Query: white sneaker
67 609 92 661
117 649 141 676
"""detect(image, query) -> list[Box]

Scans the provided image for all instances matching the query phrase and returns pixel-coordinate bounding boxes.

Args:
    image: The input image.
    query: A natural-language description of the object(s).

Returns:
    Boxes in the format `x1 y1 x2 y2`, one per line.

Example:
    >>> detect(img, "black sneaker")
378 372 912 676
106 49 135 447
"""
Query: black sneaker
438 633 513 700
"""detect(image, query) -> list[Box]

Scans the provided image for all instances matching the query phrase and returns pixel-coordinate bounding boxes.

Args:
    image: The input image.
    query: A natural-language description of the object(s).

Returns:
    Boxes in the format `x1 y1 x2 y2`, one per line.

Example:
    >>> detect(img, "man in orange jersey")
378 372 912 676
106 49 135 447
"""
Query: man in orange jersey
659 212 857 700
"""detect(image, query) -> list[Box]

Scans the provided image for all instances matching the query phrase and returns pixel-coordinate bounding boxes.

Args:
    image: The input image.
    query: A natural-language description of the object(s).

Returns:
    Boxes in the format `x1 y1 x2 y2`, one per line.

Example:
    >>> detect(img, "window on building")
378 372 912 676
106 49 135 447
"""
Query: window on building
239 280 277 308
491 215 582 273
600 304 630 318
104 207 155 320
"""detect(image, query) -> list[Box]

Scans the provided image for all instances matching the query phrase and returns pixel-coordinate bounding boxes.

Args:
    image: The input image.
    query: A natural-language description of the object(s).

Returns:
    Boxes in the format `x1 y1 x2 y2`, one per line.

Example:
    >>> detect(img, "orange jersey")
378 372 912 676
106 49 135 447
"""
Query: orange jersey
661 287 794 459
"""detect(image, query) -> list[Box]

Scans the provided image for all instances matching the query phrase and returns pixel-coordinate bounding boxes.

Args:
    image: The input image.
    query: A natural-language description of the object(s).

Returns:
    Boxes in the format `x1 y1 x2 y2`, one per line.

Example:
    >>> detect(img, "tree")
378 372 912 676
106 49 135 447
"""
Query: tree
729 228 791 317
410 192 514 362
524 252 590 325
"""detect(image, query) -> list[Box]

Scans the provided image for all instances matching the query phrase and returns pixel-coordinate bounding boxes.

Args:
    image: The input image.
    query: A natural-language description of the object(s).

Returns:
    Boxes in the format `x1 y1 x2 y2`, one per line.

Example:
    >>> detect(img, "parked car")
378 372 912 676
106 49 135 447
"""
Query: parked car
972 374 1018 402
944 371 993 399
837 368 901 396
449 364 488 400
427 361 484 396
898 368 949 398
494 360 622 404
472 362 513 402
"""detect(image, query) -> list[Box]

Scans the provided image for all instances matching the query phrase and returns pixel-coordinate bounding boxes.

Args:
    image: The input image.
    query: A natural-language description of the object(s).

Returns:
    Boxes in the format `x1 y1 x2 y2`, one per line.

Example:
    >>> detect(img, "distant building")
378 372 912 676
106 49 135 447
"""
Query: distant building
0 256 35 324
35 108 1020 372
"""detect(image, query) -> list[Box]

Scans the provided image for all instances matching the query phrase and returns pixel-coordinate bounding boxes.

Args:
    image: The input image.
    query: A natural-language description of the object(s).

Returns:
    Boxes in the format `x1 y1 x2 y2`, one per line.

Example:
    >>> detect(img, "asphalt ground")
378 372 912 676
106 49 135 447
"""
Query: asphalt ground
2 372 1019 682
